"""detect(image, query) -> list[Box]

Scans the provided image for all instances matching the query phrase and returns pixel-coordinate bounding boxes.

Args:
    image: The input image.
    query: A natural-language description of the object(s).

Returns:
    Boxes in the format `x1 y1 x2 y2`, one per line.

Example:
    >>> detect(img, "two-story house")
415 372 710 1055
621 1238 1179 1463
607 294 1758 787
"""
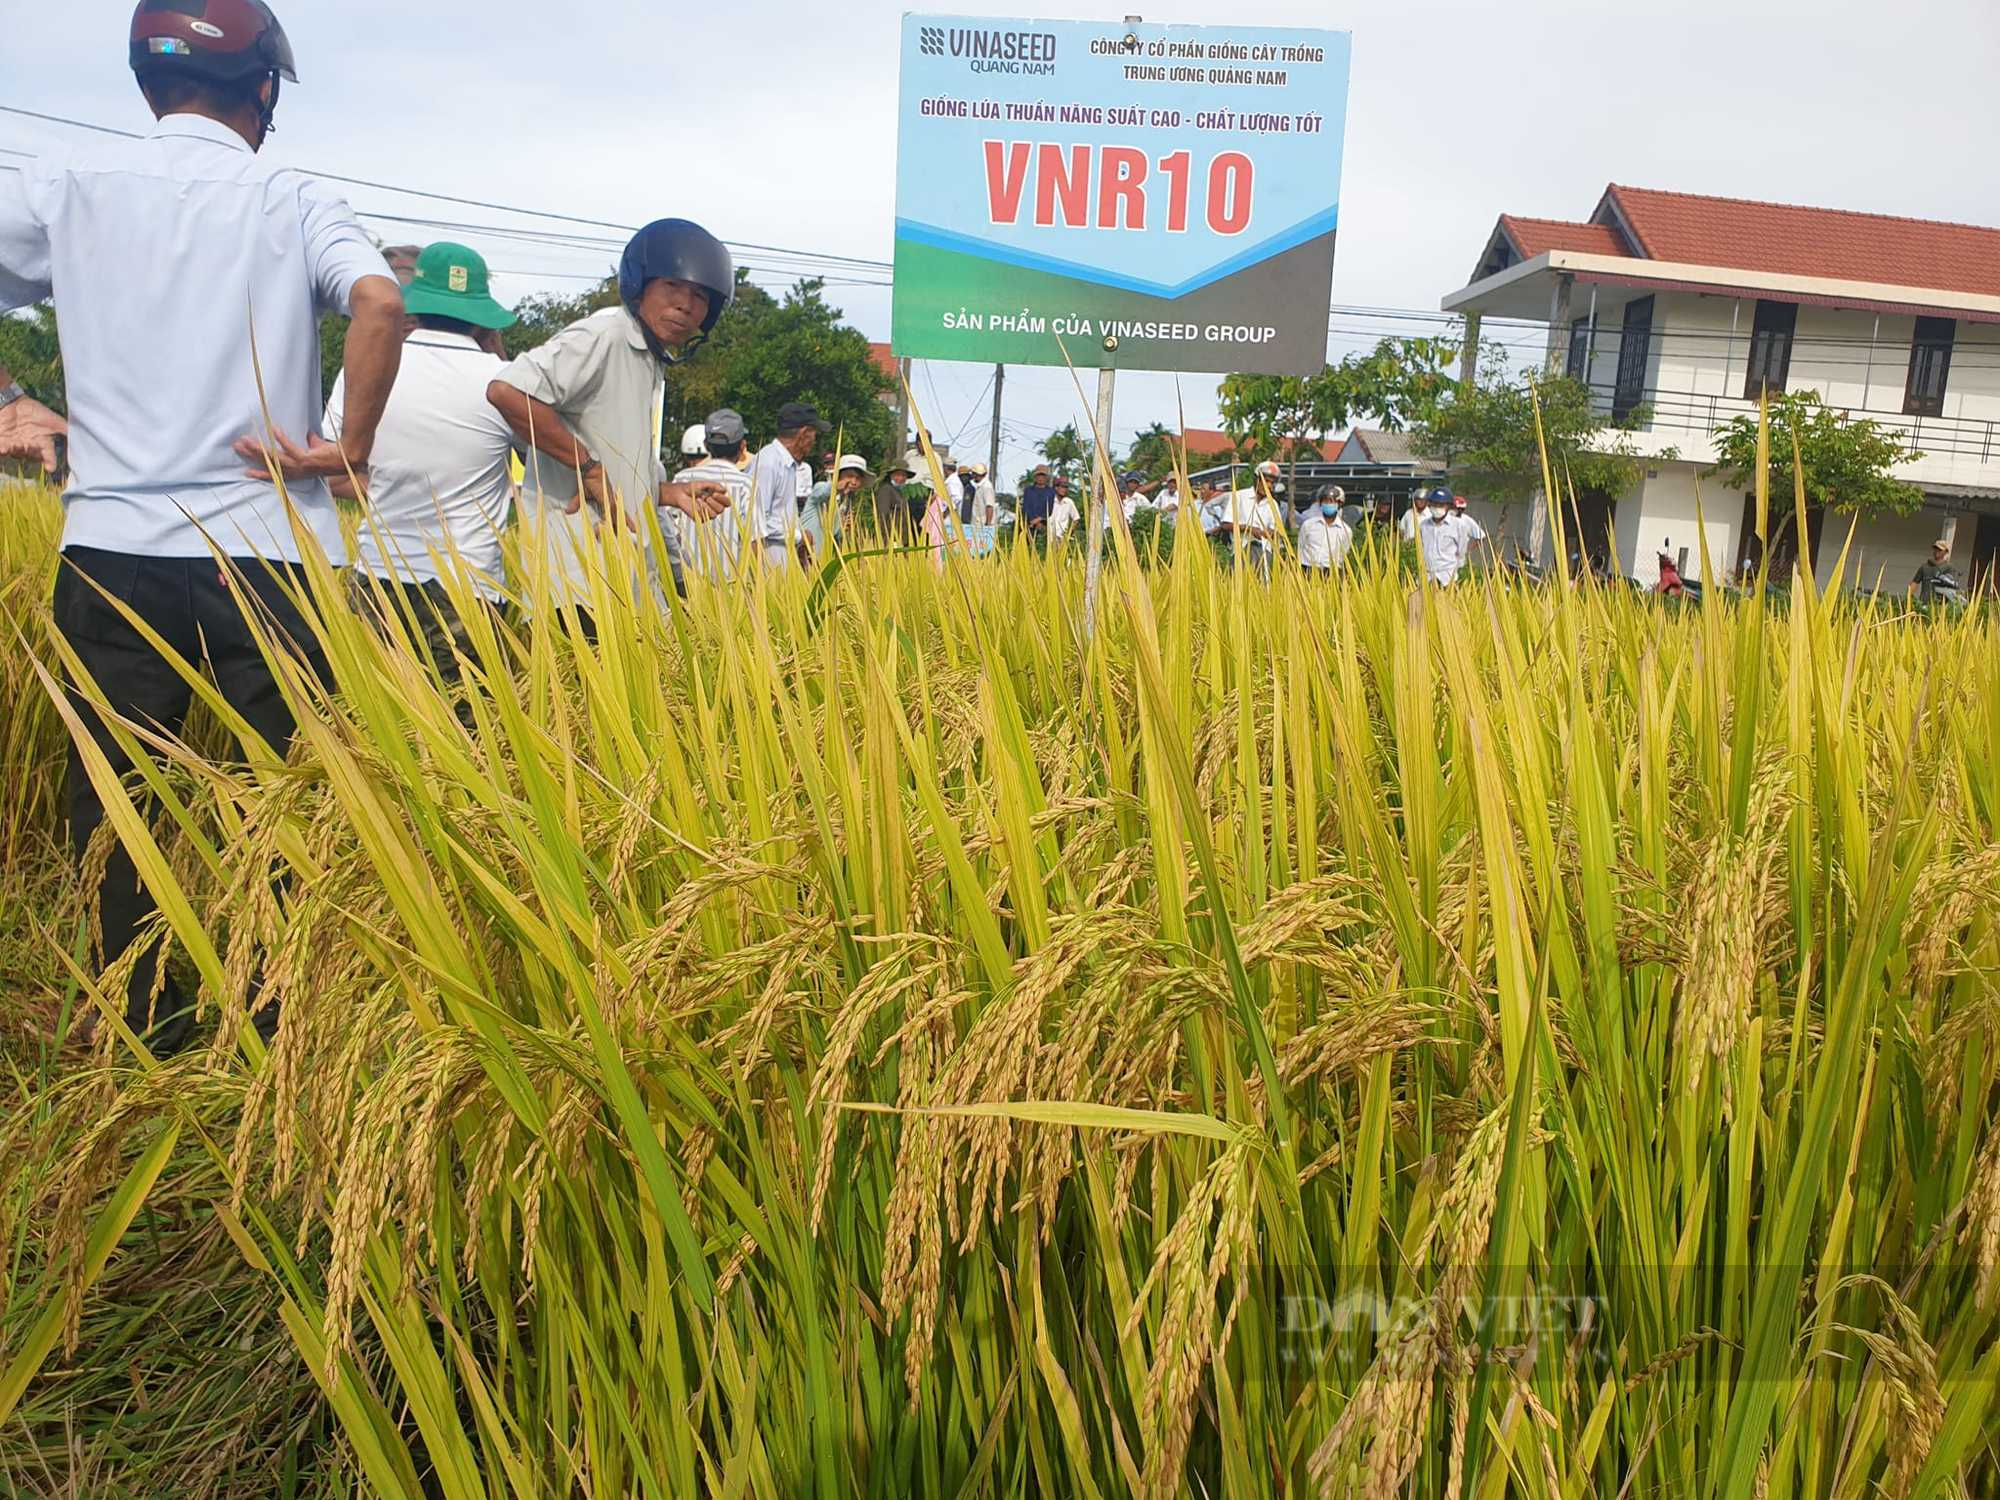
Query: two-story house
1442 184 2000 590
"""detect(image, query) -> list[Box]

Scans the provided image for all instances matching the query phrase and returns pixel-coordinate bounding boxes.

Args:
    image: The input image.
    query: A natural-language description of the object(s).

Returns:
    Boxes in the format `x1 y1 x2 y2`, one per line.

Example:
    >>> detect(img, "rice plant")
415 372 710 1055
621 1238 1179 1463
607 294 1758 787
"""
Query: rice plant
0 421 1995 1499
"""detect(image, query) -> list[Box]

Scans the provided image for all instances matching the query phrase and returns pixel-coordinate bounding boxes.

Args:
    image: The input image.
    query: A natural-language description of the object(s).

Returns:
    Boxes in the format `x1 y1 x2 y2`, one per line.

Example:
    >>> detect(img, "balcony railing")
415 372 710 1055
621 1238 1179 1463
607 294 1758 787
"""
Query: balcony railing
1573 379 1999 467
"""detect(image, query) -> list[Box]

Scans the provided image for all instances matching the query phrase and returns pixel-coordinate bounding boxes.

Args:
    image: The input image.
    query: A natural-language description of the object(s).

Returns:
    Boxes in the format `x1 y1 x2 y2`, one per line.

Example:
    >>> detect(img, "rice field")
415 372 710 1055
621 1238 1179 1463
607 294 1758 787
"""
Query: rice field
0 453 1996 1498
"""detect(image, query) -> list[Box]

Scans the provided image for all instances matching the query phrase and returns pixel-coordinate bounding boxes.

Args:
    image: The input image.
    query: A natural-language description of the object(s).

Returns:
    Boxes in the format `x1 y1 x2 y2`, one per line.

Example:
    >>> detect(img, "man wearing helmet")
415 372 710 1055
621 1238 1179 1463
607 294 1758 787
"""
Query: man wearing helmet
0 1 405 1050
488 219 736 623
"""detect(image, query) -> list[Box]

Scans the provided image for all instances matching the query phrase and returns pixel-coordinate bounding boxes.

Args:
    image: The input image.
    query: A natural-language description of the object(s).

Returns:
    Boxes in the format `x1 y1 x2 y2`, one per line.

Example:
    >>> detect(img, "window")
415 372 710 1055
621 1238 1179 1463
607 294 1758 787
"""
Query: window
1904 317 1955 417
1565 317 1593 385
1742 300 1797 400
1612 296 1654 421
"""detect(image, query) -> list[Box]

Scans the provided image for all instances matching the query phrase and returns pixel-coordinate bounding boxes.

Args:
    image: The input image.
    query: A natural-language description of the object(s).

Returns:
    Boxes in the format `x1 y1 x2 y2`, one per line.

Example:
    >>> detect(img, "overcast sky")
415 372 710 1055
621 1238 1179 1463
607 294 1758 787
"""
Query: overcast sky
5 0 1997 482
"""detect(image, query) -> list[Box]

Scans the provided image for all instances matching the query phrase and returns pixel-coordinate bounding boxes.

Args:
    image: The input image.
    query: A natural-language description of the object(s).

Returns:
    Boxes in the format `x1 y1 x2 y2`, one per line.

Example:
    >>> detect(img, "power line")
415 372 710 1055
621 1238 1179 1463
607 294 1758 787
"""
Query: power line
0 105 896 278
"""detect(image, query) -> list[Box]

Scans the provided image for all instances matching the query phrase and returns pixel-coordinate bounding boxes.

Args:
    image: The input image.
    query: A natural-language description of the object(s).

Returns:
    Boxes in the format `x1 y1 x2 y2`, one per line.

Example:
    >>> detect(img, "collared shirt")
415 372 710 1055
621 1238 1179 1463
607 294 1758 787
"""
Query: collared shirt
1020 483 1056 524
0 113 391 560
493 304 669 607
1122 489 1153 521
1412 510 1477 583
326 330 514 598
669 456 755 581
749 439 805 556
1297 514 1353 570
971 477 998 524
1049 494 1081 540
1228 489 1281 539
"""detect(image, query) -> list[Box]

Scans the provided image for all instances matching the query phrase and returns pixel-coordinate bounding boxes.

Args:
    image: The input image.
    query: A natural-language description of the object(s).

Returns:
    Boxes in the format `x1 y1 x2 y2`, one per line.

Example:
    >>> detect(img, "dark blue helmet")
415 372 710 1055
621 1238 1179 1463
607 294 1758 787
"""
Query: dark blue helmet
618 219 735 349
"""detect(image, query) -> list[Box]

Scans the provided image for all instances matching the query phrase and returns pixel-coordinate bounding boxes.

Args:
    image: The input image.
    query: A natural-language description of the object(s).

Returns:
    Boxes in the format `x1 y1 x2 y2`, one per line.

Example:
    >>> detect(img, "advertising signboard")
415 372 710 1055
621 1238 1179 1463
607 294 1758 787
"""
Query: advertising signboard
891 14 1351 375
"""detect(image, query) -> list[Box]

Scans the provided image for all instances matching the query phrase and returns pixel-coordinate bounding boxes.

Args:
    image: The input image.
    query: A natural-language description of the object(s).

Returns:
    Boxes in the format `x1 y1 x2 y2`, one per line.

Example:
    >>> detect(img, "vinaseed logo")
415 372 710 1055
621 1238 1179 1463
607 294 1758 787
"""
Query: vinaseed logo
920 25 1059 75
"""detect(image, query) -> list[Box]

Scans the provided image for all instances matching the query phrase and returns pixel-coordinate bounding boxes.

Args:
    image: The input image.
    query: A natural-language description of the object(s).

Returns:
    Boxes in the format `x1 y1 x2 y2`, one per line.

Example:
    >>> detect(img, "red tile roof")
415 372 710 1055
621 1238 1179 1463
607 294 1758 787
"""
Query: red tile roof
1181 428 1341 462
867 341 900 379
1499 215 1629 259
1483 185 2000 302
1600 185 2000 298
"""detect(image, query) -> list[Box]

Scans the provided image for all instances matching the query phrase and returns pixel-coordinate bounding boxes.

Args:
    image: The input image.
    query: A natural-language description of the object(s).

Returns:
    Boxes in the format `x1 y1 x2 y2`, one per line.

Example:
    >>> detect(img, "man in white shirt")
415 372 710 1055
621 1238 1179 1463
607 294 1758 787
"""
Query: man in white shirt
326 241 517 682
489 219 735 632
671 408 757 582
0 0 404 1049
1048 476 1081 542
967 461 999 525
1403 486 1471 584
1120 470 1154 522
1297 485 1354 574
749 401 830 569
1228 467 1284 574
1446 493 1490 581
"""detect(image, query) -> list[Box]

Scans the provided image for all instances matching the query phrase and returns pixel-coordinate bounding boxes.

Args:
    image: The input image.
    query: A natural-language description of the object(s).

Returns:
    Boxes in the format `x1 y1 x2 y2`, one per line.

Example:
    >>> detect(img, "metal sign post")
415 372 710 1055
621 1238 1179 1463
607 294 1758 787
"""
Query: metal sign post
1083 364 1115 639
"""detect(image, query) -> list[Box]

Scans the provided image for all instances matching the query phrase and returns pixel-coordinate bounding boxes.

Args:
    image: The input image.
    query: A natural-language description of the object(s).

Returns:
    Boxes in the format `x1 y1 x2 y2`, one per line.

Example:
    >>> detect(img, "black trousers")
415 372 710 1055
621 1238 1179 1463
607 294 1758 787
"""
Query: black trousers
52 548 331 1047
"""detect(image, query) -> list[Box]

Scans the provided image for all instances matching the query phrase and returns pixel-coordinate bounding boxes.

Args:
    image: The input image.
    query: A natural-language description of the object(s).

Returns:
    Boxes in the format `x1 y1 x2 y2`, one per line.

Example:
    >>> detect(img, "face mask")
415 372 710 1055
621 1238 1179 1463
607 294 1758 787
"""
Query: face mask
1321 504 1340 518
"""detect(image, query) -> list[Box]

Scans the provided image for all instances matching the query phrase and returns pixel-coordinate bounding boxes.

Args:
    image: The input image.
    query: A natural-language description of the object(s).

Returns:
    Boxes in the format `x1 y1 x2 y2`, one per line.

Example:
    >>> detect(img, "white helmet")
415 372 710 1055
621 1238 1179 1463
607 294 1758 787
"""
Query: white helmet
680 423 707 458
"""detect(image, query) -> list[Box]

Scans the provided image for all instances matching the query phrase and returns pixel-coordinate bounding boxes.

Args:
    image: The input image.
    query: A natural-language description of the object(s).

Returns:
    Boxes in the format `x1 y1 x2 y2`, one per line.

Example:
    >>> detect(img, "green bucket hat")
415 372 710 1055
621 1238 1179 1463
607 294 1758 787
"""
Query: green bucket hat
403 242 516 330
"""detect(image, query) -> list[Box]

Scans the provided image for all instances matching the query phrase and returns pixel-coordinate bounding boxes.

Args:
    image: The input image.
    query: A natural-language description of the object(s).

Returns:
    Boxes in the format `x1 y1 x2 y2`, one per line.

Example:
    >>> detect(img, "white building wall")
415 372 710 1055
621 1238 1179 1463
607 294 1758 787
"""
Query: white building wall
1622 464 1738 587
1816 507 1950 595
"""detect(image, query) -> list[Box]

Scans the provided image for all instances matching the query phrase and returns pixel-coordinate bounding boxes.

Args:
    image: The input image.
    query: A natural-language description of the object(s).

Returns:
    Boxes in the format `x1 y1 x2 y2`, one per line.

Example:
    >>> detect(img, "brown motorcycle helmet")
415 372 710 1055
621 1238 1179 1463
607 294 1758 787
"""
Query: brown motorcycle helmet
129 0 297 85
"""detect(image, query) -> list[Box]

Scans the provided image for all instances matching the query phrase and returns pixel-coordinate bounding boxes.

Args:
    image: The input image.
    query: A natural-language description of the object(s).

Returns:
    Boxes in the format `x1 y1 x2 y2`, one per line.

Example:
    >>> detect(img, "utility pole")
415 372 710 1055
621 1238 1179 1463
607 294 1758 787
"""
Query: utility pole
987 363 1005 486
892 356 913 459
1082 363 1116 640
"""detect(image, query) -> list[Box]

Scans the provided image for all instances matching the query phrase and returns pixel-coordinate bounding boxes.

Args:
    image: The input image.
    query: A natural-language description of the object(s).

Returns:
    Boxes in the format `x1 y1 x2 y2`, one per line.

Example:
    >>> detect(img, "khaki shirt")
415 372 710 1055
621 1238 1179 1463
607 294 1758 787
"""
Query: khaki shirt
494 305 674 609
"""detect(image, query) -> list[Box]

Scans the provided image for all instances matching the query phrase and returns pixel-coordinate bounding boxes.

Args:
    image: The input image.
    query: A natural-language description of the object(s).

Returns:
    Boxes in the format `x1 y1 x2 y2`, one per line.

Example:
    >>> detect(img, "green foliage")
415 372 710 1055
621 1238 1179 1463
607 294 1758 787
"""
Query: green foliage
1035 421 1093 485
0 306 65 415
1411 372 1651 506
669 278 894 465
1219 335 1463 462
1708 389 1923 517
1124 421 1180 482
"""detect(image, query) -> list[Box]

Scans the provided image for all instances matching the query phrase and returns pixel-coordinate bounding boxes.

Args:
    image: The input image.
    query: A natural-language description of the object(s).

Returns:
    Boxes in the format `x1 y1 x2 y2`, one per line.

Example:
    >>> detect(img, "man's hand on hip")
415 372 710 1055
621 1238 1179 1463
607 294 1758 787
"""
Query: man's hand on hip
234 428 368 486
0 395 67 474
660 481 730 521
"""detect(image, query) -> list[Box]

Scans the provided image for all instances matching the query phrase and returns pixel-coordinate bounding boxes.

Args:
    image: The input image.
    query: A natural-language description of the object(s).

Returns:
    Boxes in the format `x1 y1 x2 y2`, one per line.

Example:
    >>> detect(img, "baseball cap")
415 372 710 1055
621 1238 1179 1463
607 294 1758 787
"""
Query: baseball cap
403 242 517 330
968 462 988 476
704 408 747 445
776 401 832 434
837 454 869 476
680 423 707 457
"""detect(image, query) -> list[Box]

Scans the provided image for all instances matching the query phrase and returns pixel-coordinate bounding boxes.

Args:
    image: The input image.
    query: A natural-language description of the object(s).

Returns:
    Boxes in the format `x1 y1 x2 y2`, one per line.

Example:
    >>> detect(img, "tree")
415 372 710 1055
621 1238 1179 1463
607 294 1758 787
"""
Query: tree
667 278 894 465
0 305 65 414
1708 389 1922 519
1219 334 1464 492
1124 421 1179 482
1037 422 1092 484
1410 372 1651 508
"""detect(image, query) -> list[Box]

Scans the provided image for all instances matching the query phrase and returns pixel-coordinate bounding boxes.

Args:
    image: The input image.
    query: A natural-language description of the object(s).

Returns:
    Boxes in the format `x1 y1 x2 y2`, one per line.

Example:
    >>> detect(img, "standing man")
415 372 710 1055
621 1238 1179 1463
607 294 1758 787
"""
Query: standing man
488 218 735 628
749 402 831 569
1228 466 1284 572
967 461 998 526
1297 484 1353 575
1910 538 1962 603
326 241 517 682
1446 492 1490 581
1403 487 1465 585
0 0 405 1049
1048 476 1081 542
1020 465 1057 535
874 454 917 539
670 409 756 582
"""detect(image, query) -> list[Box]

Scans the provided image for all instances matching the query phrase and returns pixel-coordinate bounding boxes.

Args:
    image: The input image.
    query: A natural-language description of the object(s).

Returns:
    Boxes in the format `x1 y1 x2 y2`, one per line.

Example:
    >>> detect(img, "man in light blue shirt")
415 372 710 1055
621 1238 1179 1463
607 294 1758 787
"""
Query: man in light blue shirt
0 0 405 1050
750 401 831 569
